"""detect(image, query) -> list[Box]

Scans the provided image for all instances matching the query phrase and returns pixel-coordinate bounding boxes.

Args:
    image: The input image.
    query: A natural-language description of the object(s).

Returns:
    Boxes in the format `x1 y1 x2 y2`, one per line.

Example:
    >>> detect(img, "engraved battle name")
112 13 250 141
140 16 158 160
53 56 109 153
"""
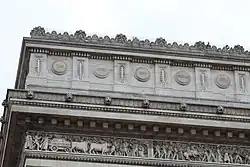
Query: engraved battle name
24 132 250 165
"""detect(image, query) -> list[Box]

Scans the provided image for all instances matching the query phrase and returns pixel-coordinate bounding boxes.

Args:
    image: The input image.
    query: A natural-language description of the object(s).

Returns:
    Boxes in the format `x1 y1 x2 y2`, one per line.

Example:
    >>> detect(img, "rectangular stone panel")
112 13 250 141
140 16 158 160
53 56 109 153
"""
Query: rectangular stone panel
23 131 250 166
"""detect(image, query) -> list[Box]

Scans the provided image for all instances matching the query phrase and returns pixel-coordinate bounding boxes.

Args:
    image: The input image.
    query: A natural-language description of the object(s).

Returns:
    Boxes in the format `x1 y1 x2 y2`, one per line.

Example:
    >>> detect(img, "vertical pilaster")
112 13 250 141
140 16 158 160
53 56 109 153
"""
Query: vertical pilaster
72 55 89 89
25 53 48 89
195 67 211 99
114 60 130 92
155 64 171 96
234 70 249 102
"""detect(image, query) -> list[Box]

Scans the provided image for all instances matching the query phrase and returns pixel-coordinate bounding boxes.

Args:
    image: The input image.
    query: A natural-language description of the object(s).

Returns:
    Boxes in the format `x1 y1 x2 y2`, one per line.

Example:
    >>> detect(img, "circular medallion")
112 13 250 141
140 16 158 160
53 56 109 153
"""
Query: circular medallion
93 65 109 79
215 74 230 89
52 60 67 75
175 71 191 86
134 67 150 82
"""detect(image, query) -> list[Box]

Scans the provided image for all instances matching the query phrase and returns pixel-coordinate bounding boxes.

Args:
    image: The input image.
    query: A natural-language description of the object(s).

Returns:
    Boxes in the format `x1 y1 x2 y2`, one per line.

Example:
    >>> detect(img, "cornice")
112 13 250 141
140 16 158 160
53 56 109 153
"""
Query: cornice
29 26 250 61
10 100 250 123
7 89 250 118
26 43 250 72
7 89 250 123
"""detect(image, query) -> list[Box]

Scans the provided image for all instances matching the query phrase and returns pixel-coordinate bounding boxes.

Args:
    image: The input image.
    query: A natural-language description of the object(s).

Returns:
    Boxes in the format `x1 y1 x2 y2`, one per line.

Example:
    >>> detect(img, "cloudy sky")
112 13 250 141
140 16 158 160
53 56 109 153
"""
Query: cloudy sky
0 0 250 115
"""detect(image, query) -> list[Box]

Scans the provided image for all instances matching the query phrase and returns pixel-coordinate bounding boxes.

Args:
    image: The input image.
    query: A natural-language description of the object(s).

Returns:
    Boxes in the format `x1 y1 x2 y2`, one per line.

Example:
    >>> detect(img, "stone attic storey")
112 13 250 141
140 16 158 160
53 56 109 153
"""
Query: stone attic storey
1 27 250 167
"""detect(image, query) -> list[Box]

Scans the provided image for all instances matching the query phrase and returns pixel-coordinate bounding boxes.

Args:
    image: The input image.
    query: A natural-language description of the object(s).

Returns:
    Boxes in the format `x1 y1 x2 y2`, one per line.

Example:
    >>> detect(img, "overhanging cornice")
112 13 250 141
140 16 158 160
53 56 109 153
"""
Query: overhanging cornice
7 89 250 116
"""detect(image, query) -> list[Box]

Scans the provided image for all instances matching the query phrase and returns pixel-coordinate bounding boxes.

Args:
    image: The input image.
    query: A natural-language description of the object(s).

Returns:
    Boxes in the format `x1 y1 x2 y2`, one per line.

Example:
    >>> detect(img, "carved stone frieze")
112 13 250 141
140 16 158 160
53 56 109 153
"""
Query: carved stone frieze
28 48 250 73
24 131 250 165
153 140 250 165
24 131 148 158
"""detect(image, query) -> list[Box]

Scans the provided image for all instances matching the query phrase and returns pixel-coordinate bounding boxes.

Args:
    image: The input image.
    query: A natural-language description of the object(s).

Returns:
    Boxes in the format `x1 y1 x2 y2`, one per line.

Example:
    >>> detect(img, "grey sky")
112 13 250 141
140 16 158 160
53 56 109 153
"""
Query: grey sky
1 0 250 115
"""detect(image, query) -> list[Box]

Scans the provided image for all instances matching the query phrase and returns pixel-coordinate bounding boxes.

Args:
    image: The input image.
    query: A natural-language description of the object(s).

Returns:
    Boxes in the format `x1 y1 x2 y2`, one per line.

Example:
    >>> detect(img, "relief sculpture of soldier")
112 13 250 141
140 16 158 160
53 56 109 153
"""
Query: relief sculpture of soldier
24 132 34 150
24 132 250 164
202 148 216 162
153 140 250 165
24 132 147 158
25 132 51 151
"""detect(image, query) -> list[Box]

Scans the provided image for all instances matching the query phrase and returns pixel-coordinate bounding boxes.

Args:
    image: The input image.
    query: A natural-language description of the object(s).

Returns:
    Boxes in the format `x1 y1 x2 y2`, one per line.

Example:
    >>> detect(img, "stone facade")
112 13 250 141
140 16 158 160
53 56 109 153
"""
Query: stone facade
1 27 250 167
26 47 250 102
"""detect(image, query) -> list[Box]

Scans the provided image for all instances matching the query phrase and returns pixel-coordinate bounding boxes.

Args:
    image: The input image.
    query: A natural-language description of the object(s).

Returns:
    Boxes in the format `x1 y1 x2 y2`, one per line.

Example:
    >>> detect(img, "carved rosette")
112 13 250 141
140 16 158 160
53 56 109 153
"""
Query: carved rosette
175 71 191 86
134 67 150 82
93 65 109 79
52 60 67 75
215 74 231 89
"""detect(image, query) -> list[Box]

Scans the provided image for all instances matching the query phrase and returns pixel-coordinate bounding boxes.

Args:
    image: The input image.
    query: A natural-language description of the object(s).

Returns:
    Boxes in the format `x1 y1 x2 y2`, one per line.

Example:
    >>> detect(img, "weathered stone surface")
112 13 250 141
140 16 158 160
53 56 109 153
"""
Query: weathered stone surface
24 131 250 165
3 27 250 167
25 52 250 103
30 27 250 56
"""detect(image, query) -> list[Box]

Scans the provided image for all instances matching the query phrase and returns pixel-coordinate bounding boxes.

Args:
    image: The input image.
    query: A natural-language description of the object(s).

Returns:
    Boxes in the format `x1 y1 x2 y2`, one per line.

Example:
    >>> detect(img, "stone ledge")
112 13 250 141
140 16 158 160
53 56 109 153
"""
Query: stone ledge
24 151 250 167
11 103 250 129
7 89 250 117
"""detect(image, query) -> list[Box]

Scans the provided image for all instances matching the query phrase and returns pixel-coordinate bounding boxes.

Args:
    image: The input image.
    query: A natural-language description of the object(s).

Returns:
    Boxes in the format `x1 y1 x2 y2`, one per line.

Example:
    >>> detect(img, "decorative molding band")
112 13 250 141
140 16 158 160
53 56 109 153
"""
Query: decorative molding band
30 26 250 58
23 131 250 166
11 100 250 123
25 152 239 167
8 90 250 117
28 48 250 71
